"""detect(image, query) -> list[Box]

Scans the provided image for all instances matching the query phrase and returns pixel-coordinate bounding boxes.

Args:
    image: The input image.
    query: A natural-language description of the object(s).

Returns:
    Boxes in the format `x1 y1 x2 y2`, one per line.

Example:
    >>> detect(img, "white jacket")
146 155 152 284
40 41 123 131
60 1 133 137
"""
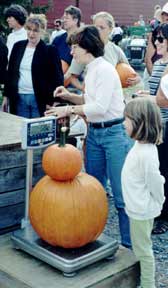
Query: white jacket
121 141 165 220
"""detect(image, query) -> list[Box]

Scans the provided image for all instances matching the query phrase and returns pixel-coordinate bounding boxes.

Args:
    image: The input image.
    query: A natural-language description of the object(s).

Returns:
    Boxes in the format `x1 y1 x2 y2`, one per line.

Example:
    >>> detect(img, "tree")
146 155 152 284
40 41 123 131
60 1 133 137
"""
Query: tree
0 0 49 38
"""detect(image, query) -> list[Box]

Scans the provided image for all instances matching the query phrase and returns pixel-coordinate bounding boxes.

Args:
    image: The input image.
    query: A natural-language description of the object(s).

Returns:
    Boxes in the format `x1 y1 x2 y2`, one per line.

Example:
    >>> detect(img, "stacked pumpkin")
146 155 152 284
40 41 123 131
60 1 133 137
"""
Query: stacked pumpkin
29 128 108 248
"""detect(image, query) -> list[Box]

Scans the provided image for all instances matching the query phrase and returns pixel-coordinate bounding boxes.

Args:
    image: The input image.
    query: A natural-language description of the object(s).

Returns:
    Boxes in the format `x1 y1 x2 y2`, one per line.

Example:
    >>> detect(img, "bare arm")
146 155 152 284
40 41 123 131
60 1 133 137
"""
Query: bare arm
156 72 168 108
45 103 85 119
70 75 84 91
145 33 156 75
1 96 9 112
156 88 168 108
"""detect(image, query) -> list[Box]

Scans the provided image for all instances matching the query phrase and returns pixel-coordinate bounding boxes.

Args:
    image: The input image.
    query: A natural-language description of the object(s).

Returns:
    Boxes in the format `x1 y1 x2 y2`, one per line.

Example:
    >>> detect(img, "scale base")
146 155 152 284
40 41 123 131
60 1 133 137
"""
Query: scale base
11 224 118 276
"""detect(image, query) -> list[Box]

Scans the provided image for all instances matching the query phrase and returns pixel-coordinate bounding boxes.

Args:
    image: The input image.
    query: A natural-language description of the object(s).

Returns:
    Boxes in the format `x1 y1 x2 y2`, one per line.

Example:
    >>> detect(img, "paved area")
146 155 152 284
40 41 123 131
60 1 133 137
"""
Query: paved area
0 233 139 288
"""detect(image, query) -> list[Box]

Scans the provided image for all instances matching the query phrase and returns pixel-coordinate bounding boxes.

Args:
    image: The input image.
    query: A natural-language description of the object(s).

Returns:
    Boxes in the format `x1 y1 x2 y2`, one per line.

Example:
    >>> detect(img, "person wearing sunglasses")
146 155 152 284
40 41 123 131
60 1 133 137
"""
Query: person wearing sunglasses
50 19 66 43
145 2 168 77
135 23 168 235
148 23 168 95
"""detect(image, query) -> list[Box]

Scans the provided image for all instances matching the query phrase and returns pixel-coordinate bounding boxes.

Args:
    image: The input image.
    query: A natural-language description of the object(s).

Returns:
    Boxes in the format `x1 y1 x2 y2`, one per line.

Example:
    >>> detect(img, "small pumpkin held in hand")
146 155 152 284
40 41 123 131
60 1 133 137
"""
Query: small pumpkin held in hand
116 63 137 88
29 173 108 248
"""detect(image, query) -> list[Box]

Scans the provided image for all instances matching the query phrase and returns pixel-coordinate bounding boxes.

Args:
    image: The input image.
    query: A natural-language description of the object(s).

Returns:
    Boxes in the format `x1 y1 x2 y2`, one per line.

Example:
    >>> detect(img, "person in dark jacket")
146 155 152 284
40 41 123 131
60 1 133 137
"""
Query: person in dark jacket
2 14 63 118
0 36 8 85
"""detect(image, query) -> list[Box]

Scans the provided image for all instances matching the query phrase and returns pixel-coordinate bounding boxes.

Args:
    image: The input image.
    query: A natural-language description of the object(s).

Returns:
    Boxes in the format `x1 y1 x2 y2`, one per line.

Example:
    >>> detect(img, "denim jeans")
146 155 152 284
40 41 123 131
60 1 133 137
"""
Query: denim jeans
85 121 132 247
16 93 40 118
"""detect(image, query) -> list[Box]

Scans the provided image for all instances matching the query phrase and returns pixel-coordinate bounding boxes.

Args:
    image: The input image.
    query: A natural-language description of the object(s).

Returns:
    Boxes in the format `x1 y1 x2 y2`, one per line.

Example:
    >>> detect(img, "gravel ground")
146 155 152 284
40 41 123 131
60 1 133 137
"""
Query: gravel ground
104 194 168 288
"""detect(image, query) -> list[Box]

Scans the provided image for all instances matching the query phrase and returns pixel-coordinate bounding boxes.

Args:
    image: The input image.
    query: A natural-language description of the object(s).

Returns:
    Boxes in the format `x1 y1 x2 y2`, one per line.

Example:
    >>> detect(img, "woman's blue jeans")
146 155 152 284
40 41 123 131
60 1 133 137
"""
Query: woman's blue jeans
17 93 40 118
85 122 132 247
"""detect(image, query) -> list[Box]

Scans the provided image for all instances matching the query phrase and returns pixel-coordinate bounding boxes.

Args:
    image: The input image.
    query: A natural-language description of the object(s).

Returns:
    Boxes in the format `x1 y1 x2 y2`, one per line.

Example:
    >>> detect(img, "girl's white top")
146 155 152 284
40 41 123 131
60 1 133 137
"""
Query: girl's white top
121 141 165 220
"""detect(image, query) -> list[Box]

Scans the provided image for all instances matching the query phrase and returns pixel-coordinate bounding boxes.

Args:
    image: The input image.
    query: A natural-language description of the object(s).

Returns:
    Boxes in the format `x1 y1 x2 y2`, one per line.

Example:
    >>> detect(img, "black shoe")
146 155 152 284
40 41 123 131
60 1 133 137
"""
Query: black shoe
152 220 168 234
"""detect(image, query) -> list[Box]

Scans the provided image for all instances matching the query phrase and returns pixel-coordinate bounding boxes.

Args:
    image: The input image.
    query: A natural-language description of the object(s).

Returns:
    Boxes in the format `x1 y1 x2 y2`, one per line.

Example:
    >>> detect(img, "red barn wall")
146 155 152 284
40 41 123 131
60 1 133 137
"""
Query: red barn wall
34 0 166 28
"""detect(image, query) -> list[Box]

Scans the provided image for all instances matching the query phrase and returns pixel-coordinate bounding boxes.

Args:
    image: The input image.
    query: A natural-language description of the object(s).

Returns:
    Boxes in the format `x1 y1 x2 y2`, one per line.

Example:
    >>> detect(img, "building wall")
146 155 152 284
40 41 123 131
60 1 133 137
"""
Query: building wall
34 0 166 28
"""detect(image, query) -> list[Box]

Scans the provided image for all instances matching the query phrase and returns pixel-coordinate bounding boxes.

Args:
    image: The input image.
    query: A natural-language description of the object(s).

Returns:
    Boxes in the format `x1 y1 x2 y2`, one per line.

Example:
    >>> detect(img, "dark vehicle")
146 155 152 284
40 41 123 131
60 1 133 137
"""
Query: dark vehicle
121 26 151 68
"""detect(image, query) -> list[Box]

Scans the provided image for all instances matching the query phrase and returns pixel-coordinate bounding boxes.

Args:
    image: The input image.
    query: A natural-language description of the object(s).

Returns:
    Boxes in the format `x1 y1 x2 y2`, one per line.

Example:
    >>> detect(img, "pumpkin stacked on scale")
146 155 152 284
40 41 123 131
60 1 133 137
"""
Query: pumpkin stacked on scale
29 127 108 248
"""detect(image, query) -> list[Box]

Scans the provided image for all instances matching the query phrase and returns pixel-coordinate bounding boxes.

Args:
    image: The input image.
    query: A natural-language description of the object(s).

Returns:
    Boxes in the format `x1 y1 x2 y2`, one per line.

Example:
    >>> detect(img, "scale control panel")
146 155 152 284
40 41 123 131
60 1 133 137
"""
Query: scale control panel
21 116 56 150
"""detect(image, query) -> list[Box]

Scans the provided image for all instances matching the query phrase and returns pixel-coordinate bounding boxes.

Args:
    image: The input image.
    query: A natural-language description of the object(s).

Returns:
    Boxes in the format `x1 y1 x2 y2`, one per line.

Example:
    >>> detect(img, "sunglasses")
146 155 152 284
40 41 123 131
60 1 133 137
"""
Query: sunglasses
155 36 166 43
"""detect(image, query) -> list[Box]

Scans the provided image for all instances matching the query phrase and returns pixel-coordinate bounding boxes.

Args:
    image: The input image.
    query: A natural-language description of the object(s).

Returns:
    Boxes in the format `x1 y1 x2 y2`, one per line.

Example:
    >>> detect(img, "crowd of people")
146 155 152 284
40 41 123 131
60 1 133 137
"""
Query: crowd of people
0 3 168 288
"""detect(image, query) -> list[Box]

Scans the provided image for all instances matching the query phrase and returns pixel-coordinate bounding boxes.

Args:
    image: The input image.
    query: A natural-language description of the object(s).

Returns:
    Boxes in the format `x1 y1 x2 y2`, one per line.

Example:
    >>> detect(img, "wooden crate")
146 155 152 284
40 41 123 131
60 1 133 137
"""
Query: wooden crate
0 112 44 233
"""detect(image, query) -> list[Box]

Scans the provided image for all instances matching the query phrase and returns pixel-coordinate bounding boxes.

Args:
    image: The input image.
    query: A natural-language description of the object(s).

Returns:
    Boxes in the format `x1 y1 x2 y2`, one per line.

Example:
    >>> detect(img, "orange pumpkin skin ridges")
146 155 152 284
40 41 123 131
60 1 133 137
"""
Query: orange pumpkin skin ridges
29 173 108 248
42 144 83 181
116 63 137 88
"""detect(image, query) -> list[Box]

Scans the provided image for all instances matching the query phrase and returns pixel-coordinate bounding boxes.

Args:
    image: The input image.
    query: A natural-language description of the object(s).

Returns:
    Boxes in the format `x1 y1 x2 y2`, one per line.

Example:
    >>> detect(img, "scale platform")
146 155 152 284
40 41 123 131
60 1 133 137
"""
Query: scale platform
11 224 119 276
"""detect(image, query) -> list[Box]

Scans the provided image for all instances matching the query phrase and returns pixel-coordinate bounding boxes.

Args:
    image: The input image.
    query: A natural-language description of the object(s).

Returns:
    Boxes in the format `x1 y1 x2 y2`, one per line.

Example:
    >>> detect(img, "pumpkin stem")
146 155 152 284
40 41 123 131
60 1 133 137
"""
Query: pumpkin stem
59 126 67 147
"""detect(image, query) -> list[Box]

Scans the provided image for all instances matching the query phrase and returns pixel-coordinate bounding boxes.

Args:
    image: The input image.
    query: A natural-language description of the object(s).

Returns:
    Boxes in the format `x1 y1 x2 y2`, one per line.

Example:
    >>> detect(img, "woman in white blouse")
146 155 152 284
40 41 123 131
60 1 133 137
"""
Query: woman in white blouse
45 25 132 248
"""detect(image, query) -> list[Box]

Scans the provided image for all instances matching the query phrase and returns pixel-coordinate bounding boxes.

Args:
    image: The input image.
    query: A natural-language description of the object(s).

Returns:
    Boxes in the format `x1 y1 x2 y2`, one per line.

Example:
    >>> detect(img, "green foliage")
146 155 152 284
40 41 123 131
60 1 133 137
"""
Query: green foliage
0 0 49 38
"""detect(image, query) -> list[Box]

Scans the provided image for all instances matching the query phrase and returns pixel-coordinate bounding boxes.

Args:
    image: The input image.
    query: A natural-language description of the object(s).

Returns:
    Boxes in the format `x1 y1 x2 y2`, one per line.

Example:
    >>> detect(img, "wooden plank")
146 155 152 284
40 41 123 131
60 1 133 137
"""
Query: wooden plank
0 270 31 288
0 203 24 229
0 149 44 171
0 164 44 193
0 112 22 148
0 189 25 207
0 112 45 231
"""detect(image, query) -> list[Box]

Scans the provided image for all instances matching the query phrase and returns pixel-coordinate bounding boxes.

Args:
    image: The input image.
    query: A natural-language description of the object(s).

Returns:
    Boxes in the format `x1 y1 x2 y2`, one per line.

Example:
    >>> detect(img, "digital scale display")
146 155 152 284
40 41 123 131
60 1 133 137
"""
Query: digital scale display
30 122 53 136
21 117 56 149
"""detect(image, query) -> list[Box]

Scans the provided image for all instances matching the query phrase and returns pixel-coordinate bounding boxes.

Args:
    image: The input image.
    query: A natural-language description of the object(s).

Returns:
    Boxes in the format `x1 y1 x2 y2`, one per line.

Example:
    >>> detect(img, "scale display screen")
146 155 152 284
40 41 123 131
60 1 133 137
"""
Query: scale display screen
21 117 56 149
30 122 53 136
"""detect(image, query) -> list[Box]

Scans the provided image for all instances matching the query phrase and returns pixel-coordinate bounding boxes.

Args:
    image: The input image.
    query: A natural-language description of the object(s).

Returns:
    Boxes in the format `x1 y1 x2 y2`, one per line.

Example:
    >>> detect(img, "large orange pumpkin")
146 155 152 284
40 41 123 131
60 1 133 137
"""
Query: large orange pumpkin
116 63 137 88
29 173 108 248
42 143 82 181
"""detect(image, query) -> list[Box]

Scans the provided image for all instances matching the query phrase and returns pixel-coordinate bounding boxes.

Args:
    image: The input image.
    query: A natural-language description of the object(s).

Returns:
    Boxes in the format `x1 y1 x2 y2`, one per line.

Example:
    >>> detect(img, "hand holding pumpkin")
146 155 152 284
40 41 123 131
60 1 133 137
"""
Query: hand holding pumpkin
126 74 141 86
116 63 137 88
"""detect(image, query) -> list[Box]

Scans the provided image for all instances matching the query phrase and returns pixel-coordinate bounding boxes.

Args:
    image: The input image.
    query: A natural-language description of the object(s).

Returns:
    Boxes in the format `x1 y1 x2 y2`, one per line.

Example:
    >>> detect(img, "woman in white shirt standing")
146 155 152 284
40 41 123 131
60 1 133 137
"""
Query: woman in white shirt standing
122 98 165 288
45 25 132 248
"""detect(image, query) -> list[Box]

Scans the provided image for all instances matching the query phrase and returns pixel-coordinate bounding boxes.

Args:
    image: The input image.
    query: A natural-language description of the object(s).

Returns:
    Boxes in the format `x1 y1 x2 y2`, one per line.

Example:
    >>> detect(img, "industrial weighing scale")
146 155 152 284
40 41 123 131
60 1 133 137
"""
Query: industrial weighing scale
11 116 119 276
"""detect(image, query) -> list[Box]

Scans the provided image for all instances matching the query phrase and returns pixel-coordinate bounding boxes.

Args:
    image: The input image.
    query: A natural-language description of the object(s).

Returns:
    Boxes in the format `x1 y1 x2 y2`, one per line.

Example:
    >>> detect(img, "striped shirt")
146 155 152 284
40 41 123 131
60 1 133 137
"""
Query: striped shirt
149 61 168 122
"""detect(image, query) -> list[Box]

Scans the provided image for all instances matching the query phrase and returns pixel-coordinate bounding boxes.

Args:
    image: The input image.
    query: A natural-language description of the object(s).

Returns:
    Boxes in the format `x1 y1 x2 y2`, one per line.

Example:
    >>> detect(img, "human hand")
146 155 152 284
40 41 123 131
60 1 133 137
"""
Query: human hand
1 97 8 112
146 33 156 58
53 86 71 100
133 90 150 97
126 74 141 86
45 105 69 119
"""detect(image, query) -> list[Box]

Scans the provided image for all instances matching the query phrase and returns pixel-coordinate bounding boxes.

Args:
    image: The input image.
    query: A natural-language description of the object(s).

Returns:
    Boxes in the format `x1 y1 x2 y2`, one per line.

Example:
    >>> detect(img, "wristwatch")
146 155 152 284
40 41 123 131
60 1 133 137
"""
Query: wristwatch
71 106 75 115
